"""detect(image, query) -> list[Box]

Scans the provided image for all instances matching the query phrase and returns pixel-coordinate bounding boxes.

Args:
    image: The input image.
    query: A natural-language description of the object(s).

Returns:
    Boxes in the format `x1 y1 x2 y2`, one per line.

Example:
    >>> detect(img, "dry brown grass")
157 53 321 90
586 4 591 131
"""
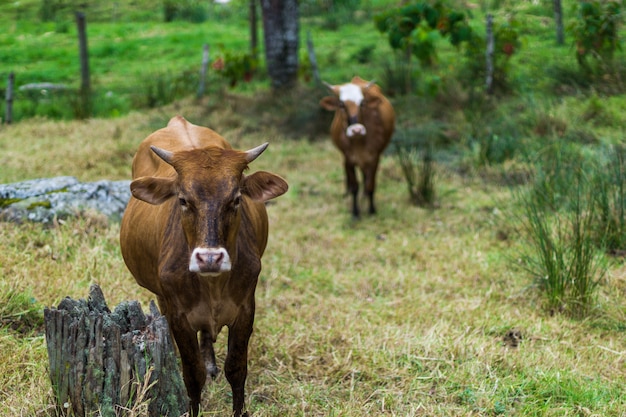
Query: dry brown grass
0 98 625 416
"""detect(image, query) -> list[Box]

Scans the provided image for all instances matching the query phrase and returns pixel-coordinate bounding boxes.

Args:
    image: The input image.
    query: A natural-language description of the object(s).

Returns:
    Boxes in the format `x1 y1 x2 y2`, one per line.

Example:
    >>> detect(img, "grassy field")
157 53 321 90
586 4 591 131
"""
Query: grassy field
1 1 626 416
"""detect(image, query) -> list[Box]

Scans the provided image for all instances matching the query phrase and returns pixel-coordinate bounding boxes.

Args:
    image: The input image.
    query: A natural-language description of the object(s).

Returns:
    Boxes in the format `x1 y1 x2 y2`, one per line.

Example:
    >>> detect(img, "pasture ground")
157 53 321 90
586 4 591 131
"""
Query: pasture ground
0 96 625 416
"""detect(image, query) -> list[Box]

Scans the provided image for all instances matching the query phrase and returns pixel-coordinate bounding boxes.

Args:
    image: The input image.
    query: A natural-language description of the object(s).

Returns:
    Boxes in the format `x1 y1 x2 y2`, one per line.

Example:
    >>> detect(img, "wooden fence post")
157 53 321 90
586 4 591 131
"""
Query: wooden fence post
554 0 564 45
4 72 13 124
75 12 92 118
485 14 494 95
44 284 188 416
306 31 321 86
197 44 210 98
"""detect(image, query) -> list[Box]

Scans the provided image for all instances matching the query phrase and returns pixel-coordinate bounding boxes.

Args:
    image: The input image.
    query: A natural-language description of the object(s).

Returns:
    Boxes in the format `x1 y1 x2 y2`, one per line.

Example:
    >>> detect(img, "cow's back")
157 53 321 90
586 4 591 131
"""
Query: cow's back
132 116 231 179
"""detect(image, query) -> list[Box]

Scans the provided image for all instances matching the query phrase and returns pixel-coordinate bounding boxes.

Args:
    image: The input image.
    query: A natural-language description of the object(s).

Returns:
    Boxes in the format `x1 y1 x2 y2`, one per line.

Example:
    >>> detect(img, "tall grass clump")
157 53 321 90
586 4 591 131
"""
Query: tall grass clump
589 144 626 254
515 148 606 318
0 283 43 334
393 127 437 207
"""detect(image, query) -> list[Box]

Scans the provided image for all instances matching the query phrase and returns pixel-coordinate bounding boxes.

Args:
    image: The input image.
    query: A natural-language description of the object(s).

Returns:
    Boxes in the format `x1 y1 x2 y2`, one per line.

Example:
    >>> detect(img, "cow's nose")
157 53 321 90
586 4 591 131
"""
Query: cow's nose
189 247 231 275
196 250 223 267
346 123 366 137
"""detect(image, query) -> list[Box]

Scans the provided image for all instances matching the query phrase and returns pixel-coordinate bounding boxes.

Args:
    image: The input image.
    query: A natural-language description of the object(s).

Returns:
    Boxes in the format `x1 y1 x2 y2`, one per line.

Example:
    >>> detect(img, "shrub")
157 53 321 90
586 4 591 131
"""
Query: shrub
459 15 521 95
138 69 198 108
570 0 622 75
212 49 257 88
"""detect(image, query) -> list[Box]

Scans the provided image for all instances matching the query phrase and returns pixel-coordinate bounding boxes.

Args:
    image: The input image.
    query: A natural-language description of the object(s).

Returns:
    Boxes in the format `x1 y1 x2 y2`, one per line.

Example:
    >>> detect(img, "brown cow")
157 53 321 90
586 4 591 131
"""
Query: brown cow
119 116 288 417
320 76 395 218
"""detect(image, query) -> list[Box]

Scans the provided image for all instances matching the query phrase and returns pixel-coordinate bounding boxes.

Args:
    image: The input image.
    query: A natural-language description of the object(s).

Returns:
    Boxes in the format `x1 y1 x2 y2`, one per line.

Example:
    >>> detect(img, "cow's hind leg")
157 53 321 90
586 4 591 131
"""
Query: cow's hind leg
344 160 360 218
200 331 220 379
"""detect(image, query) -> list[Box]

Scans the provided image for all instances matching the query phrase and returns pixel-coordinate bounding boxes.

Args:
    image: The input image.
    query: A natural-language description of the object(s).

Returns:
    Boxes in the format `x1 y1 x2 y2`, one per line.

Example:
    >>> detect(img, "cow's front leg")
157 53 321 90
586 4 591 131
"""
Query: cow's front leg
363 161 379 215
225 312 254 417
344 159 360 218
200 330 219 379
169 314 206 417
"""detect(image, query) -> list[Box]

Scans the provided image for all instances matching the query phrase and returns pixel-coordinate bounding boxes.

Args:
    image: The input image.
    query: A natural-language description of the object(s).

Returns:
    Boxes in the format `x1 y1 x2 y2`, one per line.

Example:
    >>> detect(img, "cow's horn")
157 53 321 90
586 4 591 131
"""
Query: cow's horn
150 146 174 164
322 81 334 92
365 79 376 89
245 142 269 163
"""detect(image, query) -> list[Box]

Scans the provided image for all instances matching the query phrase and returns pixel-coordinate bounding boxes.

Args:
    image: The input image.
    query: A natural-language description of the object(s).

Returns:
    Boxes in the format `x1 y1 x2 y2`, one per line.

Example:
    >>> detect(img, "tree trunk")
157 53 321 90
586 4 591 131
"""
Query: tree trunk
260 0 299 90
306 31 320 85
44 284 187 417
75 12 92 119
554 0 564 45
250 0 258 60
197 43 210 98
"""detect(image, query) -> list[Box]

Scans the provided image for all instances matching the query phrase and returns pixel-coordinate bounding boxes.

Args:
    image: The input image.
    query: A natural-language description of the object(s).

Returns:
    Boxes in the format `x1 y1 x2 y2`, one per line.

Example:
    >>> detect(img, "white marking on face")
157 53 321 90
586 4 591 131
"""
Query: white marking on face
189 247 232 277
339 83 364 106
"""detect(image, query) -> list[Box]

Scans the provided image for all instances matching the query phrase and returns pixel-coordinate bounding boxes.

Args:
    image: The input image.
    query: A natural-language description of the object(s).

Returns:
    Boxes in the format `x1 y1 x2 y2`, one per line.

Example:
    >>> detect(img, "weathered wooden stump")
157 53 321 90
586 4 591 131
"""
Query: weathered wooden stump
44 284 188 417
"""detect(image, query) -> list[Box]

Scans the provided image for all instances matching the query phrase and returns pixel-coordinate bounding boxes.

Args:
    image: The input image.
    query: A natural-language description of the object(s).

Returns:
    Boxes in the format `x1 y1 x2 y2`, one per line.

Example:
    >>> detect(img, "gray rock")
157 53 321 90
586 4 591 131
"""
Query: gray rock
0 176 131 223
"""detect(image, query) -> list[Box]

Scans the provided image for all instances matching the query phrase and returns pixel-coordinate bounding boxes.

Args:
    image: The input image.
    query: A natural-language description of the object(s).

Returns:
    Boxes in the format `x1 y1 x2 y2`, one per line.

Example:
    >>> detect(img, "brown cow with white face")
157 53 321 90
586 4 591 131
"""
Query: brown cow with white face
119 116 288 417
320 76 395 218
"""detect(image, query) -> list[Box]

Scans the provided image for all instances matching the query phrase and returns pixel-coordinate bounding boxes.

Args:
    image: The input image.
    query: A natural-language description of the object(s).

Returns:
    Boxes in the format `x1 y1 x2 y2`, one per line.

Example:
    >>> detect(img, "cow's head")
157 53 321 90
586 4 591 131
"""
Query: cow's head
130 143 288 277
319 78 382 138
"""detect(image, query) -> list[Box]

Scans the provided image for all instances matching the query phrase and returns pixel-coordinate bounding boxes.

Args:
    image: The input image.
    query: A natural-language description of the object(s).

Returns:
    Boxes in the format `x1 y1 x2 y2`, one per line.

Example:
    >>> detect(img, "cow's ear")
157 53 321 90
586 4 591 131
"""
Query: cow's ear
243 171 288 202
131 176 177 205
364 95 381 109
320 96 340 111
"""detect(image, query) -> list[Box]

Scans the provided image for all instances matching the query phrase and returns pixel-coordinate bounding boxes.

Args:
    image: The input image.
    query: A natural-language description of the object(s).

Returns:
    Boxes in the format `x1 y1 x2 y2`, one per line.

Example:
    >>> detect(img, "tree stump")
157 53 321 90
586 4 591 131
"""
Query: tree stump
44 284 188 417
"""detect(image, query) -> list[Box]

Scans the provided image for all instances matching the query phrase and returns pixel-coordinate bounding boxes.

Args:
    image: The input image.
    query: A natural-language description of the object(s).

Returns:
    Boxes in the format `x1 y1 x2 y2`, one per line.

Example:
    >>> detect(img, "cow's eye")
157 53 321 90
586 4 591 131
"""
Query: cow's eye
232 195 241 209
179 198 187 207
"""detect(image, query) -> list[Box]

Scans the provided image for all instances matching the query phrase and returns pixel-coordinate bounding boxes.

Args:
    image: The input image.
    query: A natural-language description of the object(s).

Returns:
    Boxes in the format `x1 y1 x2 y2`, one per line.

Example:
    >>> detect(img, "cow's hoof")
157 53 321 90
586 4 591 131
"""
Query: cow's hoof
206 364 220 380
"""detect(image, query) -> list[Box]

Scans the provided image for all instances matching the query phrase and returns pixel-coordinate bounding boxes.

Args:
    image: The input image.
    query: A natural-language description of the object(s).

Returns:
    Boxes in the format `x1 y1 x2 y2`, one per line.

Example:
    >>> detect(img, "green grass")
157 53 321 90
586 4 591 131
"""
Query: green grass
1 98 625 416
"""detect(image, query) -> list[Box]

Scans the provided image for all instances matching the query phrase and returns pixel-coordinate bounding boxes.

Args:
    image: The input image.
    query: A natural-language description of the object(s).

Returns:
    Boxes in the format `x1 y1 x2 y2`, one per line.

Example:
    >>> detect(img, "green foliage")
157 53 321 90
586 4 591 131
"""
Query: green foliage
301 0 363 30
350 44 376 64
212 48 258 88
139 69 199 108
570 0 622 74
465 105 526 167
374 2 473 68
162 0 208 23
460 16 522 95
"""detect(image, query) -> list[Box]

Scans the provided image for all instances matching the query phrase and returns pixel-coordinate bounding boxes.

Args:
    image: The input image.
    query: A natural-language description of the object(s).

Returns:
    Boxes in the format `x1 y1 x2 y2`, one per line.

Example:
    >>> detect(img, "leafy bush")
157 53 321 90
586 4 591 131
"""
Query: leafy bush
459 15 522 95
374 2 472 95
212 49 257 88
374 2 473 67
465 106 526 167
163 0 208 23
138 69 199 108
570 0 622 75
